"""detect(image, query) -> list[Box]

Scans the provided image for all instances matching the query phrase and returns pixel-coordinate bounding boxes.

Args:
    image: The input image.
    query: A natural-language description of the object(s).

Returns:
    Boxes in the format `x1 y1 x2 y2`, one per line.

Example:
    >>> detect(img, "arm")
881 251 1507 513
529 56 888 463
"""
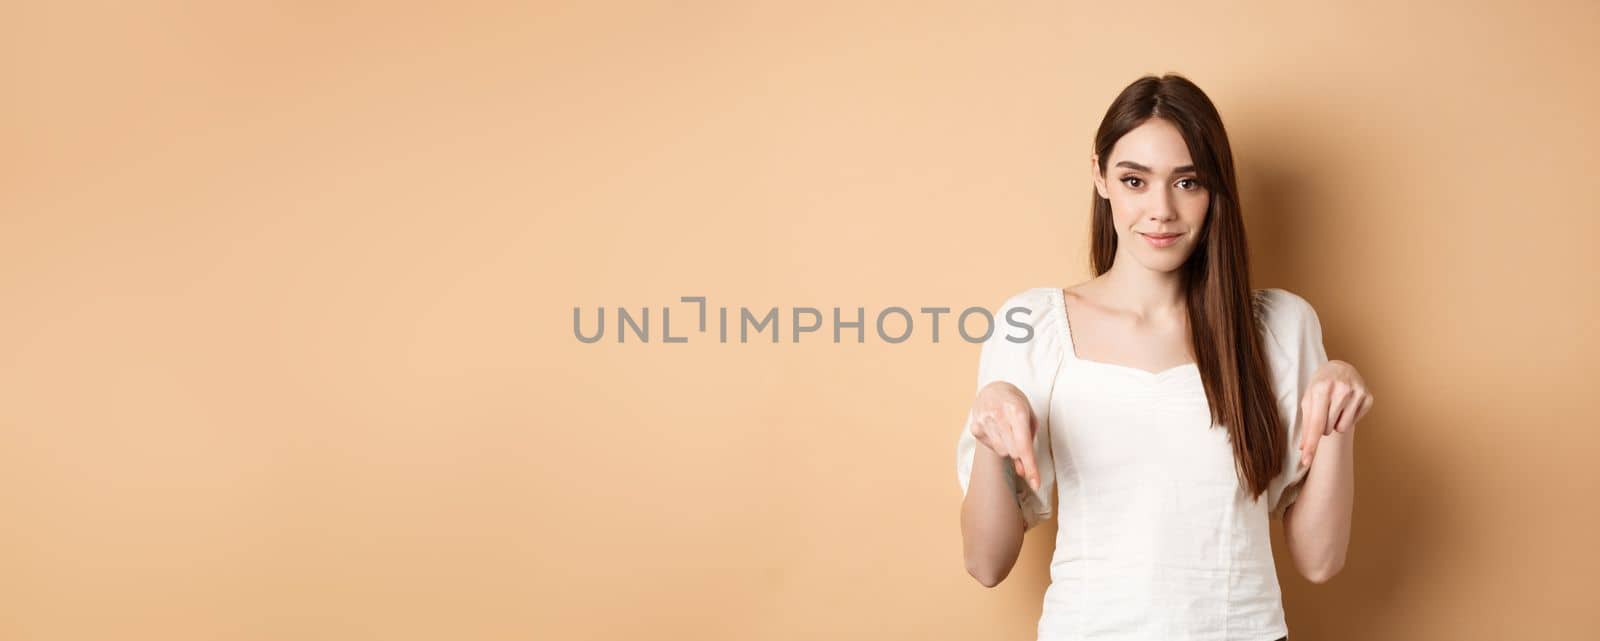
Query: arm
961 437 1027 587
1283 425 1354 582
954 290 1059 587
1282 358 1367 583
958 380 1046 587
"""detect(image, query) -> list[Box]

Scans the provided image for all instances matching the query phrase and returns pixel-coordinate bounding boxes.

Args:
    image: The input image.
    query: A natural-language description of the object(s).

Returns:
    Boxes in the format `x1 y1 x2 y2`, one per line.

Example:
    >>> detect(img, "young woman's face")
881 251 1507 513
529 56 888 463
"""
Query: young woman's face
1091 117 1210 273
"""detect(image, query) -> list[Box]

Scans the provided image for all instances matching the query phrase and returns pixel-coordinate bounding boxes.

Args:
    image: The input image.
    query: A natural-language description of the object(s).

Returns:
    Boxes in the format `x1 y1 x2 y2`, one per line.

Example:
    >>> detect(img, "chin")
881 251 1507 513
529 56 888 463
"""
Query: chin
1135 256 1190 273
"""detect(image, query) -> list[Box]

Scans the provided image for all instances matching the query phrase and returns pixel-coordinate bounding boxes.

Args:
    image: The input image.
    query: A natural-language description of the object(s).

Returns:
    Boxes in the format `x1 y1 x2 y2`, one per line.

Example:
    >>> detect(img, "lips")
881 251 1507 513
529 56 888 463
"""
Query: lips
1140 232 1182 248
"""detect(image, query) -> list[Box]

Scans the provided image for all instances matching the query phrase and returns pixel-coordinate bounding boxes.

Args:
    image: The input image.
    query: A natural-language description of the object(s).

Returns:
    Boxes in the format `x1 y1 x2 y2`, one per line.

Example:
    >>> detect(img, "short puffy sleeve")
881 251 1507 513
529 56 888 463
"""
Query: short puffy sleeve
955 287 1065 531
1255 287 1331 521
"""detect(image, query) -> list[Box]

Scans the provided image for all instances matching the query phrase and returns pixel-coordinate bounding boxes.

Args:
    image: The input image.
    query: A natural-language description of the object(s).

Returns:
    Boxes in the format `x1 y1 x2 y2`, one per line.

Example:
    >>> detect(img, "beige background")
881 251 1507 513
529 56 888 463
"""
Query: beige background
3 2 1597 639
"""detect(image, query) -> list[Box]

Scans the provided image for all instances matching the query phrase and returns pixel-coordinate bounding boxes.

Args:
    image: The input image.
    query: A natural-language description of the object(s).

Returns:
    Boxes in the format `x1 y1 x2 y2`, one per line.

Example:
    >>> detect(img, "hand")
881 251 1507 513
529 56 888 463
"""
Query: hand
1298 360 1374 468
969 381 1041 491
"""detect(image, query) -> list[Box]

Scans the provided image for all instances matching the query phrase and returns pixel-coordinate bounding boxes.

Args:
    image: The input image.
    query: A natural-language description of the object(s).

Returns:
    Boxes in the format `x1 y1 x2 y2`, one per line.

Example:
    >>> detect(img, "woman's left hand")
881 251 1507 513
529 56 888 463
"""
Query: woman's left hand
1298 360 1374 468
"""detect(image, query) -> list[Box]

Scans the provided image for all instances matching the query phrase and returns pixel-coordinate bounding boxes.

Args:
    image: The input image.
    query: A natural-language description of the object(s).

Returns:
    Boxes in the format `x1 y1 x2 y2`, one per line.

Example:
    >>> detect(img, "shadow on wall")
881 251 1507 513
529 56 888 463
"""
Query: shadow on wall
1242 114 1441 640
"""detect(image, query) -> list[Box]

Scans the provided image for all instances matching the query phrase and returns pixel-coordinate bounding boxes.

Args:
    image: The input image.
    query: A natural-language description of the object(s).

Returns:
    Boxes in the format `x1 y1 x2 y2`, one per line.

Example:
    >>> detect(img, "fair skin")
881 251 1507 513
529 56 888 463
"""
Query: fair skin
961 117 1373 587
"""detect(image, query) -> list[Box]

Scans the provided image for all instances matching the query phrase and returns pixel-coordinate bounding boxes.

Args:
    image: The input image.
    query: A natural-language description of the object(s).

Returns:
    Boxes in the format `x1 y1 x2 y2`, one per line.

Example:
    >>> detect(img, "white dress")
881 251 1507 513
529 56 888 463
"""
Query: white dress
955 286 1329 641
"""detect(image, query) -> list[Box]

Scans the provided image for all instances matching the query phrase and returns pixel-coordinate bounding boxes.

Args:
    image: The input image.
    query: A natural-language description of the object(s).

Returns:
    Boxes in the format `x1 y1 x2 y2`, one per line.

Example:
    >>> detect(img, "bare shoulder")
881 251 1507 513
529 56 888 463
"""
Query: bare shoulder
1060 278 1103 309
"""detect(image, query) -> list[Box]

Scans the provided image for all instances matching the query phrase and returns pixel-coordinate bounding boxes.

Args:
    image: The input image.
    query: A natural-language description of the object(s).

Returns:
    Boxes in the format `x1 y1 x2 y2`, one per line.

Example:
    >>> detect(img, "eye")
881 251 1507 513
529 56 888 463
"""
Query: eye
1176 177 1201 190
1119 176 1144 189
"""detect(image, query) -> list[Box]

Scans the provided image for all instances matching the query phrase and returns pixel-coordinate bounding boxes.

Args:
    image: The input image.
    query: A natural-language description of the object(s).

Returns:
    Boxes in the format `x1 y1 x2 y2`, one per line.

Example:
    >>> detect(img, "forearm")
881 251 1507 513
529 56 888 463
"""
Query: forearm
960 442 1026 587
1283 427 1355 583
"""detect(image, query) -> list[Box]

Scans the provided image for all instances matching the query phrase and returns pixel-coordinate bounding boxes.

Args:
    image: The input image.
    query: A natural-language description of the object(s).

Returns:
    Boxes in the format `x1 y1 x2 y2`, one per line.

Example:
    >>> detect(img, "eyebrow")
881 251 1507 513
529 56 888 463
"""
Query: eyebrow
1114 161 1197 174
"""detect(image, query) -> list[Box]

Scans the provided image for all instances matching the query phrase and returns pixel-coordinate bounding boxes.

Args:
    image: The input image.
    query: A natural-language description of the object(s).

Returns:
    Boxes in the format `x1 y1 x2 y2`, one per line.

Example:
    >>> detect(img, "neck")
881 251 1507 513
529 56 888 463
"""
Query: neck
1098 254 1187 320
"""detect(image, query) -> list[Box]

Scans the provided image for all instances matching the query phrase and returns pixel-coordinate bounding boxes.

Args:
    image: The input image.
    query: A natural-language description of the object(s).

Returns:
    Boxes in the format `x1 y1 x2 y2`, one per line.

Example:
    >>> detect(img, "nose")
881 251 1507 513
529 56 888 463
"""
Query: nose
1148 190 1179 223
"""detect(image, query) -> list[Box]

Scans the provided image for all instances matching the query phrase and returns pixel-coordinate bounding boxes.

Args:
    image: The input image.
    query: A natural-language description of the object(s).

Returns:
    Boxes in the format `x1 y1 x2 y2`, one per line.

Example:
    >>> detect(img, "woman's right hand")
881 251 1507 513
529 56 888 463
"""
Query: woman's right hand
969 381 1040 491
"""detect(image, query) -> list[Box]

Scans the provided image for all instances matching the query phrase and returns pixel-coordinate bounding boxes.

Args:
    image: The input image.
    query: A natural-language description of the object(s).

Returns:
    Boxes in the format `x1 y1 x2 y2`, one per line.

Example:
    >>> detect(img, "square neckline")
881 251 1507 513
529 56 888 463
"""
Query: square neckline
1052 287 1199 380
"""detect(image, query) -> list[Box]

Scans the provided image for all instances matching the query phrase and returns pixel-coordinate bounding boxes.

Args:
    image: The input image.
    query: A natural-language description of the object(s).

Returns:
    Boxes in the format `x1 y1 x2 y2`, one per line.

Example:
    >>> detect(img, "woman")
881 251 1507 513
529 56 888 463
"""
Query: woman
955 74 1374 641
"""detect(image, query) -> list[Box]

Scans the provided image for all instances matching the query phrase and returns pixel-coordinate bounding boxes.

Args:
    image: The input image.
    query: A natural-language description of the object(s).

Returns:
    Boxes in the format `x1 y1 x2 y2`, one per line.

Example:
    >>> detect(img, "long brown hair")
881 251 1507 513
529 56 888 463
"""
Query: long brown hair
1089 73 1284 500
